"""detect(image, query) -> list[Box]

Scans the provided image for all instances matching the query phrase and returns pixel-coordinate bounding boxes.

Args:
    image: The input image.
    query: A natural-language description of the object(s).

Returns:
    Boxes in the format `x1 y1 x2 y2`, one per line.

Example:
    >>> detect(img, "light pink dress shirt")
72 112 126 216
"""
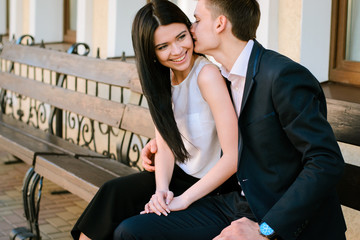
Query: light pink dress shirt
220 40 254 117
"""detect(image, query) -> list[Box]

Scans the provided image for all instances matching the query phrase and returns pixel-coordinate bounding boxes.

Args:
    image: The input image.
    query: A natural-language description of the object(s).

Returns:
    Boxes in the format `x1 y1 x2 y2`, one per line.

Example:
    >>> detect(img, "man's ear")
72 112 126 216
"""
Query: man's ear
215 15 227 33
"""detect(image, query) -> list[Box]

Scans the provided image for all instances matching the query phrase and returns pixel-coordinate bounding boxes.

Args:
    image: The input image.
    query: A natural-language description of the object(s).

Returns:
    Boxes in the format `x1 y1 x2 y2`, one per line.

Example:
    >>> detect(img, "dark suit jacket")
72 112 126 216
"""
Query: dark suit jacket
234 40 346 239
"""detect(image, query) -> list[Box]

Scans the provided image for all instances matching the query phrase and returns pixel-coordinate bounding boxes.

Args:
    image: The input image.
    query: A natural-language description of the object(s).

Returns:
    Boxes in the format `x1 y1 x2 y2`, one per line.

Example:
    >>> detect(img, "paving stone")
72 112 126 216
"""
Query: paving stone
48 231 72 239
40 223 60 235
3 214 25 224
0 220 12 231
46 217 69 228
56 212 78 221
58 224 73 233
64 206 84 215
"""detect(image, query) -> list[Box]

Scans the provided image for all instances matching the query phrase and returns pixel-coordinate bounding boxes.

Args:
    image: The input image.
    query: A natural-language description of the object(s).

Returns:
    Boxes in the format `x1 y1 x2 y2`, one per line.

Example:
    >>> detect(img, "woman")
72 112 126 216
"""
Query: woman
72 1 238 239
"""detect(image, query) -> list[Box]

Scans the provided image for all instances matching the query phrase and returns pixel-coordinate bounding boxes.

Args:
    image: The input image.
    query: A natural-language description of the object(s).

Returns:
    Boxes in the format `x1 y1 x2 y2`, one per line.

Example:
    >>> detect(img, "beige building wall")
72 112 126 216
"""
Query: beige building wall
22 0 29 37
278 0 302 63
92 0 108 58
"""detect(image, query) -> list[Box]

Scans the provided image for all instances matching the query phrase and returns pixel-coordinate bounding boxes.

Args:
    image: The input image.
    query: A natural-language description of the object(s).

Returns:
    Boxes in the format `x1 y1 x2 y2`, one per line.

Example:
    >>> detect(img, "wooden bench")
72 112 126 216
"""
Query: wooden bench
0 43 154 240
322 81 360 212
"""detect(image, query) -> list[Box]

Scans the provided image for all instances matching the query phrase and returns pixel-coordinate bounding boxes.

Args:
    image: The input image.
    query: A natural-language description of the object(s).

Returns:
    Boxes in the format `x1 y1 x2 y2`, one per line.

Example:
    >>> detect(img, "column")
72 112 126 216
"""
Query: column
107 0 146 58
9 0 23 40
0 0 6 35
300 0 332 82
29 0 63 43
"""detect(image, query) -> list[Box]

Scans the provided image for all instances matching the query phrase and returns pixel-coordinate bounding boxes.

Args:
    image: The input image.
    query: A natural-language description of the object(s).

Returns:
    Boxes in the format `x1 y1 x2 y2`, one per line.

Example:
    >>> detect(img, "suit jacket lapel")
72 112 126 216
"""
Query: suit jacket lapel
239 40 263 117
237 40 264 174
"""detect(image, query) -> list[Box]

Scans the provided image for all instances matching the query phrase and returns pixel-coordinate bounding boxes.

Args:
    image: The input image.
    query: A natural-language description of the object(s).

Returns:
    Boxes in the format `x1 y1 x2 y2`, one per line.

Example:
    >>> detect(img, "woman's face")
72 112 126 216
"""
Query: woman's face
154 23 194 73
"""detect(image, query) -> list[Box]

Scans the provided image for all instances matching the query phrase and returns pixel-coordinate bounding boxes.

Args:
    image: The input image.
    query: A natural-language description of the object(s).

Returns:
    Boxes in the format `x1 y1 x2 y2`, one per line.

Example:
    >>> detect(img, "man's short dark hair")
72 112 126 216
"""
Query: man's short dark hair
206 0 260 41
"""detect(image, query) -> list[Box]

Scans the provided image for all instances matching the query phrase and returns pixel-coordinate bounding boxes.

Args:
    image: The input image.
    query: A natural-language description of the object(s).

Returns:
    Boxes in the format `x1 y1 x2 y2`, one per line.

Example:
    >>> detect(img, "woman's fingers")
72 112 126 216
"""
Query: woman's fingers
140 191 173 216
150 195 169 216
165 191 174 205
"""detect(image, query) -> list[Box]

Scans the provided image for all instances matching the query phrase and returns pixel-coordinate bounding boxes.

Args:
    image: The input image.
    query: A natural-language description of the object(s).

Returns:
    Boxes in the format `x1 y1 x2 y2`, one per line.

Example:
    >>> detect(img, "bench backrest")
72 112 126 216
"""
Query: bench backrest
0 44 154 168
322 82 360 211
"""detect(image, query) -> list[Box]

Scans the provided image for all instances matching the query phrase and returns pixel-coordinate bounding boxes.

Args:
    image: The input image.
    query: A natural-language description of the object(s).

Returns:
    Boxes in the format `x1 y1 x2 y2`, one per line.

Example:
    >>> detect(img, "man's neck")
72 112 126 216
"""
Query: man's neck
211 38 248 72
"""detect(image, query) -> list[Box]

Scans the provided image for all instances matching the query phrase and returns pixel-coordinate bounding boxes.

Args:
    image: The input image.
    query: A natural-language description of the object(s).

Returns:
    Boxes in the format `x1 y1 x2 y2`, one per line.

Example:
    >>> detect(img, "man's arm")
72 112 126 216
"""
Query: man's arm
262 63 345 239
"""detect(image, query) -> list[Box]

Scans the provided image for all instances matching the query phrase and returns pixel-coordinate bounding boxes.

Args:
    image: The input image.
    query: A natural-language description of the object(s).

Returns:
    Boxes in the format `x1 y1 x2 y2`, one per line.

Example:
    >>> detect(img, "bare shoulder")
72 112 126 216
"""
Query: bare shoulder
197 63 224 86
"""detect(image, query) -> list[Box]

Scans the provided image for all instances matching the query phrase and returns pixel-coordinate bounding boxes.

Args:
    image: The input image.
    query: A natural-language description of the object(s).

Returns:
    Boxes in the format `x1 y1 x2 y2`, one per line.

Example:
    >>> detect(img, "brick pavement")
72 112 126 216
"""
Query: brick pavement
0 151 87 240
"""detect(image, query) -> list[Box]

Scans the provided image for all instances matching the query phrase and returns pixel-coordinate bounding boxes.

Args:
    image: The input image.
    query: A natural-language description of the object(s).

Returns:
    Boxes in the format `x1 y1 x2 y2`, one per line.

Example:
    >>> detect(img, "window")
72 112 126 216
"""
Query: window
64 0 77 43
330 0 360 86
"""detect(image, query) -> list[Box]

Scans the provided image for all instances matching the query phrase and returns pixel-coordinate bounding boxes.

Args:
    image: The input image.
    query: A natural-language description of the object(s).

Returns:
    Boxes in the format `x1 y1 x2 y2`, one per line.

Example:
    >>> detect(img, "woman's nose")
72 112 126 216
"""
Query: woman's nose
171 43 182 55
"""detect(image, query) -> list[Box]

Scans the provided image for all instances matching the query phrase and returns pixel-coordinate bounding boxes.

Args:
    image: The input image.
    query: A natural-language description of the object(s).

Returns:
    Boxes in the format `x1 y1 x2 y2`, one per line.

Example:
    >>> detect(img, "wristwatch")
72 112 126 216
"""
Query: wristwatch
259 222 277 239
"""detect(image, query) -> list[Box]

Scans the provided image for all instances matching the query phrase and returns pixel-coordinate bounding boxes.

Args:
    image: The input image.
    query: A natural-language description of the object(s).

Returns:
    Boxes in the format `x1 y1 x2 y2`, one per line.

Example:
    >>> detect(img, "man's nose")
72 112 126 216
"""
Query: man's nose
190 23 195 34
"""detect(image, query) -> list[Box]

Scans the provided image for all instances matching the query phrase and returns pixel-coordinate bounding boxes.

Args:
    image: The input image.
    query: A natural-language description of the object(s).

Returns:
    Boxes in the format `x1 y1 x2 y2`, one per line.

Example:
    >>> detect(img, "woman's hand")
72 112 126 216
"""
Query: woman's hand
167 194 191 212
141 190 173 216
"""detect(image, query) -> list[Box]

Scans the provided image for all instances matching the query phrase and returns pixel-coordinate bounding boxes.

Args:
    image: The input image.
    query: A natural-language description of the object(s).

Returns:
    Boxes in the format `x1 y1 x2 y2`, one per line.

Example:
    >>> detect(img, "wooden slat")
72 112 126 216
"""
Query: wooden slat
121 104 155 139
0 44 139 87
130 77 144 94
0 113 101 157
79 156 138 177
35 155 137 202
326 98 360 146
35 155 101 202
322 81 360 104
0 122 64 165
0 72 124 128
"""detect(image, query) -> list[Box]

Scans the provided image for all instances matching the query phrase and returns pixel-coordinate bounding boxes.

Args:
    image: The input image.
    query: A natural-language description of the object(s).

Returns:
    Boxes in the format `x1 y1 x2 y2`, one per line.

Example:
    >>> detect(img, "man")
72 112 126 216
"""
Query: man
116 0 346 239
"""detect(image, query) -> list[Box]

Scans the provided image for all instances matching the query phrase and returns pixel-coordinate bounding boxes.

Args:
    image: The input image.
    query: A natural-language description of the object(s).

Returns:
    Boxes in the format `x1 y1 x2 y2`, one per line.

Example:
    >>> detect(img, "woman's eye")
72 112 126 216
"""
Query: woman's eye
157 45 167 50
178 34 186 40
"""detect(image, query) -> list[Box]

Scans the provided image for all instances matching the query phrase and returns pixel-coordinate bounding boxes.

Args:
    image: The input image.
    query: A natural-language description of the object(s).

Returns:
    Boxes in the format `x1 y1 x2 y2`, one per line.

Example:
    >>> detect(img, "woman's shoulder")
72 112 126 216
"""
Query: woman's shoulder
196 55 217 68
197 59 223 87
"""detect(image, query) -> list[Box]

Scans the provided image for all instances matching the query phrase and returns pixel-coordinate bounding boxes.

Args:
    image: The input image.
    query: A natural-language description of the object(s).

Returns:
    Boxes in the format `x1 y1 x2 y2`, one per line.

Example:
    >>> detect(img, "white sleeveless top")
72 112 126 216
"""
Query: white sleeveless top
172 56 221 178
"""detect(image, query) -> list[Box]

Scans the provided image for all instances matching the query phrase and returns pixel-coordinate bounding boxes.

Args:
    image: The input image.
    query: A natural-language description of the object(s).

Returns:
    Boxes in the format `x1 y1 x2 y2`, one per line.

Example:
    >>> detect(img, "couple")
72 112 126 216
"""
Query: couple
72 0 346 239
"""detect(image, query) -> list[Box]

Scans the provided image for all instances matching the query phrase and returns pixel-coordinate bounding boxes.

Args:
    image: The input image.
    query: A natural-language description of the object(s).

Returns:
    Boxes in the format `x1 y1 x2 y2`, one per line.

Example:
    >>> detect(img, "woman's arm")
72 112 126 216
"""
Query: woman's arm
143 128 175 216
168 64 238 211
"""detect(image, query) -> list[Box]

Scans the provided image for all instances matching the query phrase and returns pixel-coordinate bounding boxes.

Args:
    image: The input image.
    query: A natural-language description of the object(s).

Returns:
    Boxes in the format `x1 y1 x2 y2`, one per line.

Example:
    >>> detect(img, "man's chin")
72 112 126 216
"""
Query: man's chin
194 45 202 54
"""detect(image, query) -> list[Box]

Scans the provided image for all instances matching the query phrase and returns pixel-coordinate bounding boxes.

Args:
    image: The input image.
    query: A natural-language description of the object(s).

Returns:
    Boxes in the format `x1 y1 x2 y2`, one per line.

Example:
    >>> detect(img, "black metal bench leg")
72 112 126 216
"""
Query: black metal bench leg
28 172 43 240
9 167 43 240
9 167 36 240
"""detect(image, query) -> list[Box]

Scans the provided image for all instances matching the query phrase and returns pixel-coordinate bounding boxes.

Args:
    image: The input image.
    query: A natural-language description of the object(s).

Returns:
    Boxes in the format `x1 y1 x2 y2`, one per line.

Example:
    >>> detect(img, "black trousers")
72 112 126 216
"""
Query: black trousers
113 191 255 240
71 165 225 240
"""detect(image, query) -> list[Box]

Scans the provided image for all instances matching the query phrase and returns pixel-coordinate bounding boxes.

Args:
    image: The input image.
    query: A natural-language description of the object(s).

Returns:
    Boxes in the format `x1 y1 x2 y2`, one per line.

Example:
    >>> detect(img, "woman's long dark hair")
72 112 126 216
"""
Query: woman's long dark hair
132 0 192 163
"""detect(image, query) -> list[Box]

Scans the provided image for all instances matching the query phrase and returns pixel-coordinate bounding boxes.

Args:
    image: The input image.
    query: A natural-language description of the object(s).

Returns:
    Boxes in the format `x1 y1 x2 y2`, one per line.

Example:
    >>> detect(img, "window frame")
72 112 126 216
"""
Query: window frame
63 0 76 43
330 0 360 86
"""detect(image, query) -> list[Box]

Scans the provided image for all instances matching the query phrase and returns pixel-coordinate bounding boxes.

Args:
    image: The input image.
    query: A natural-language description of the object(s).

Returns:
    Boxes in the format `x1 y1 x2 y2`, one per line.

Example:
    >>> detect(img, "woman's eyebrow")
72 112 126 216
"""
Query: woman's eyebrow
155 42 166 48
176 30 187 38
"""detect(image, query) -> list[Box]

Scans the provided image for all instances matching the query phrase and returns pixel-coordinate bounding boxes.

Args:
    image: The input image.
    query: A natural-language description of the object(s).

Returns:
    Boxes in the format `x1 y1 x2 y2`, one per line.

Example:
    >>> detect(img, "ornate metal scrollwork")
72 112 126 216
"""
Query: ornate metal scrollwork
117 131 150 171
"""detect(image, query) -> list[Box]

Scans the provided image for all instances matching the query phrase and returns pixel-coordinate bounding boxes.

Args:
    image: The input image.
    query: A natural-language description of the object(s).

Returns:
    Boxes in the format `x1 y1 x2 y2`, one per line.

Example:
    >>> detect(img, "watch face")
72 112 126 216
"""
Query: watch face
260 222 275 236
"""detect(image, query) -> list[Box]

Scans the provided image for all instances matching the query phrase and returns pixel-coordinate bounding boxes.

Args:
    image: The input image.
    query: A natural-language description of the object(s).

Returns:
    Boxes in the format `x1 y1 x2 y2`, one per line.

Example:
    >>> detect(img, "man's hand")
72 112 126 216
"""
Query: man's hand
213 217 267 240
141 139 157 172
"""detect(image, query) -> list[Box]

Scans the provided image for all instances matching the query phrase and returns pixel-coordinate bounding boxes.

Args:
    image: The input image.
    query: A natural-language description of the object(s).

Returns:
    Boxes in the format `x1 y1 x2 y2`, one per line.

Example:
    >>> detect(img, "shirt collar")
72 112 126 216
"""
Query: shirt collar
220 40 254 79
